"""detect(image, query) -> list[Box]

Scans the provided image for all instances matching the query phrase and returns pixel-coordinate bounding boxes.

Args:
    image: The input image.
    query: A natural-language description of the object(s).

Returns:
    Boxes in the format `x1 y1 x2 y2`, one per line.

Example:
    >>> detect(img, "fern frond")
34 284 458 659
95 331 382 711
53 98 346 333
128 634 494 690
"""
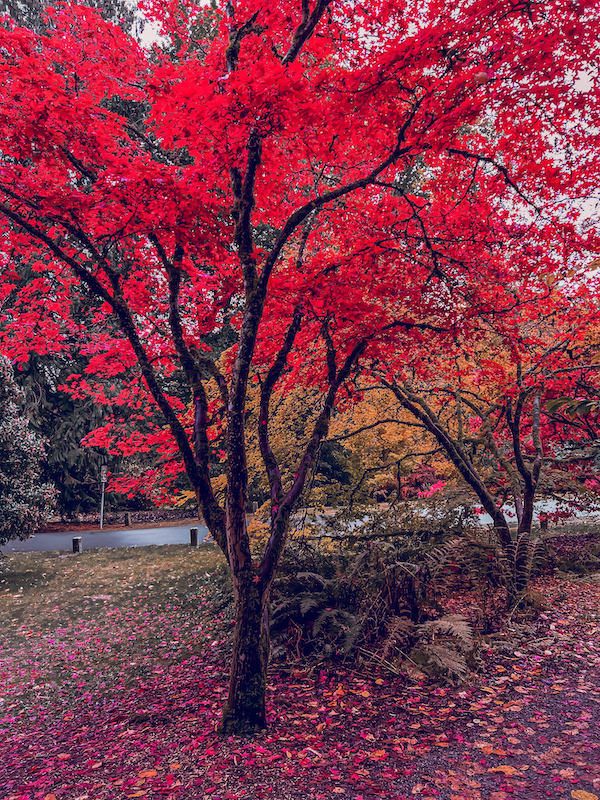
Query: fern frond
300 596 320 616
296 571 330 587
312 608 355 638
419 643 468 681
529 537 546 573
381 615 415 661
271 597 299 619
342 618 365 654
423 539 463 577
419 614 473 649
311 608 341 637
390 560 421 577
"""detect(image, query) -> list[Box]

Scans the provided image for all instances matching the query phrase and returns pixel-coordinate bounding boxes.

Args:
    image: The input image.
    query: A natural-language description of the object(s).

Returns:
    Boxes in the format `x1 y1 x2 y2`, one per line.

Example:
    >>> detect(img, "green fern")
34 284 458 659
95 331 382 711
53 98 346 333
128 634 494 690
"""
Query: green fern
300 596 320 615
296 571 331 587
342 618 366 654
501 533 545 604
312 607 356 638
270 534 476 664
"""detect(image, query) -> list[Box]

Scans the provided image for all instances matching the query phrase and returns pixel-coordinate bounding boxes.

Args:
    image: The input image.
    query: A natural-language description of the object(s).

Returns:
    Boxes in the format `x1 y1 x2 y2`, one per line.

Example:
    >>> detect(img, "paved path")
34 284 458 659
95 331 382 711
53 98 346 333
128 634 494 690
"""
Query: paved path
3 522 210 553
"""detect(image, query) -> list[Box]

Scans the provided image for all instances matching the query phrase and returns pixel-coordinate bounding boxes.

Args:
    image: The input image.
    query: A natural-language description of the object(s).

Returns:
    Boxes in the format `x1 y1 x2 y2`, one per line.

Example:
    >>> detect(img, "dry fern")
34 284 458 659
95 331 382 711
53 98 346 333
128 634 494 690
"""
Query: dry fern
418 614 473 649
409 643 469 682
380 615 415 662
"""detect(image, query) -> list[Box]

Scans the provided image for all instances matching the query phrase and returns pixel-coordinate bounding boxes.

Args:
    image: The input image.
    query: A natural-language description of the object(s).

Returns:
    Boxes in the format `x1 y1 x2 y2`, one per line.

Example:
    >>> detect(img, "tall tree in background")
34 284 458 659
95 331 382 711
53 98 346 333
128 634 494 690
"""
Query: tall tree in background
0 356 56 545
0 0 141 35
0 0 599 732
16 350 116 518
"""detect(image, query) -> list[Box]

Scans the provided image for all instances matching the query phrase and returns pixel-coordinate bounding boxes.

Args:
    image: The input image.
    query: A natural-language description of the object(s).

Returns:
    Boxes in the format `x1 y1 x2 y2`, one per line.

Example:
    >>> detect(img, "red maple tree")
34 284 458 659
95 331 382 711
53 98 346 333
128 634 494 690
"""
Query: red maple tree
1 0 599 732
377 278 600 599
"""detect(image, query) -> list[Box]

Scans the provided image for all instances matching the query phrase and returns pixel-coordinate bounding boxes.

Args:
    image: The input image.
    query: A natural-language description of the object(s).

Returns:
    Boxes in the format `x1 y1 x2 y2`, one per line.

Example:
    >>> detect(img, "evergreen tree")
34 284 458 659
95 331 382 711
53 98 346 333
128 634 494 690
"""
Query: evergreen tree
15 352 111 519
0 355 56 545
0 0 142 37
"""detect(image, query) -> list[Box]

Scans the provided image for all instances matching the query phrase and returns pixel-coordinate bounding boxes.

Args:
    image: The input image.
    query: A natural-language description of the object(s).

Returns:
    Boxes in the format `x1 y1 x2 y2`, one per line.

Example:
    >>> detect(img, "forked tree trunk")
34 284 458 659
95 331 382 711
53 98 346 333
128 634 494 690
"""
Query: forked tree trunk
217 511 291 734
218 573 270 734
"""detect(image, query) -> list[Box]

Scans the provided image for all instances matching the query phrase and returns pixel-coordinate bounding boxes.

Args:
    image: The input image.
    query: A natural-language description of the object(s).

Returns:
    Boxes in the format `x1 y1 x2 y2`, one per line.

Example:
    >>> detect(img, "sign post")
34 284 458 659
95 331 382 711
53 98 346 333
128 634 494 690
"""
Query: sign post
100 465 108 530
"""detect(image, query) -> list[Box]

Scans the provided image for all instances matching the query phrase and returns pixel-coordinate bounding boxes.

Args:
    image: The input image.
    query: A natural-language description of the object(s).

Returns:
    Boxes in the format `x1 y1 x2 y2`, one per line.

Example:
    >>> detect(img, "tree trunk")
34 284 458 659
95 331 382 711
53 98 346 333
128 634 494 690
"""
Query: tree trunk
218 573 270 735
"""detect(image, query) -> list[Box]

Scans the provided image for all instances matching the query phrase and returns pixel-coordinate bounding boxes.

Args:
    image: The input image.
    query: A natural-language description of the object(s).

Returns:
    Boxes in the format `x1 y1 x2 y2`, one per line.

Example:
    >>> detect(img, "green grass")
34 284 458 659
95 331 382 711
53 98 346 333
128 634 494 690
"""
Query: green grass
0 543 230 711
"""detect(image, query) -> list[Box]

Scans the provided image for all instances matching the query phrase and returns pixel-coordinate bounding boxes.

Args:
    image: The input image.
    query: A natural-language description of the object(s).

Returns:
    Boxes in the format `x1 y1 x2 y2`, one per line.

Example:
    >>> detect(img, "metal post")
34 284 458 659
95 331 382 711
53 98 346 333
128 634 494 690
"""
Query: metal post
100 465 107 530
190 527 199 547
72 537 82 554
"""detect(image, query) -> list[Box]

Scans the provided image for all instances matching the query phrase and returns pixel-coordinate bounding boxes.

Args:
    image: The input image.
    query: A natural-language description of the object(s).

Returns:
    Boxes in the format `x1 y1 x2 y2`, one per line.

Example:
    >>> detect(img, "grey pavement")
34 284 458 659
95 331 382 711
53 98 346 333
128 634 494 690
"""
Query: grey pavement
2 523 211 553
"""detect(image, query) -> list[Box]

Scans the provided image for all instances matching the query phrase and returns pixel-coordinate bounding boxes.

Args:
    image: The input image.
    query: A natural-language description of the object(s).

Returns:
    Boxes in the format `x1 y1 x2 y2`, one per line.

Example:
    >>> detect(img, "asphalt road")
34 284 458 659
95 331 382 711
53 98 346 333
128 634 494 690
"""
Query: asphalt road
2 523 211 553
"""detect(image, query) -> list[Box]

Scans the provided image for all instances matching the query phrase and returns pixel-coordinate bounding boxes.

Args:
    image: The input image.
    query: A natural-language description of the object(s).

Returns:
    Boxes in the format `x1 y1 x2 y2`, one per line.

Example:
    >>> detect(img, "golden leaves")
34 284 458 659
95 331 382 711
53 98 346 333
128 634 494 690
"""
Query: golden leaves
489 765 521 776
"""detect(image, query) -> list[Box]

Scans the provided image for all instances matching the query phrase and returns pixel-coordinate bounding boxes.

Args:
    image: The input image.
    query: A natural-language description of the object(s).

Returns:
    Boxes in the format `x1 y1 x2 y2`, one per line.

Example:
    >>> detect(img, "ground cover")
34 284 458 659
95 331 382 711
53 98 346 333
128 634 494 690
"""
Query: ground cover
0 542 599 800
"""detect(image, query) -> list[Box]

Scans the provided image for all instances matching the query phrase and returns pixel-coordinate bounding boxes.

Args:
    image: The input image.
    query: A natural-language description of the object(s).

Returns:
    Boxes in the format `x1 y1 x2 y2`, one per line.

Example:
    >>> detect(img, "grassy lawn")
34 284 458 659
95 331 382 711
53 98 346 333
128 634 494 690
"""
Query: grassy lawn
0 544 230 712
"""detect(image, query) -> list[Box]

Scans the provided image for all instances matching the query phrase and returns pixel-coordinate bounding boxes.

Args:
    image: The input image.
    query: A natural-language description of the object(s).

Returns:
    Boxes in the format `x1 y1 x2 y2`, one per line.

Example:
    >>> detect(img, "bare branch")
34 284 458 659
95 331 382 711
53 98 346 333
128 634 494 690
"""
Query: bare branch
330 417 406 441
447 148 539 210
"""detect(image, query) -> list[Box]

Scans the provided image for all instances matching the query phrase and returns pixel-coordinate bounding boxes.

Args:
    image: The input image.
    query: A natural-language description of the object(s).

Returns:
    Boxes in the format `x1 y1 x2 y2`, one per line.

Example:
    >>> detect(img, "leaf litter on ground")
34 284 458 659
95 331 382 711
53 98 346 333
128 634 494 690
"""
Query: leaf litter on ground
0 543 599 800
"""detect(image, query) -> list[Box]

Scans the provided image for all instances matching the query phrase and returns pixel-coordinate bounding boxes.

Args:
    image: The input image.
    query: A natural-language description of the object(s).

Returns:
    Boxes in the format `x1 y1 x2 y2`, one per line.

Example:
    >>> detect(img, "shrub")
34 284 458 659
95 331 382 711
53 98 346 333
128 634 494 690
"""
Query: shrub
269 533 476 682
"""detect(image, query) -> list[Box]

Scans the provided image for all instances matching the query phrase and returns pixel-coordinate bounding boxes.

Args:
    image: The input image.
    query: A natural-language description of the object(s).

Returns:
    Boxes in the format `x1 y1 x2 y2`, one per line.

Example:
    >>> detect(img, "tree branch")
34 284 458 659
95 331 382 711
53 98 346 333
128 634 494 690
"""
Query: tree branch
259 306 304 516
257 103 422 298
233 128 263 299
383 380 512 546
0 201 227 550
447 148 539 209
258 337 368 583
282 0 334 66
150 233 227 550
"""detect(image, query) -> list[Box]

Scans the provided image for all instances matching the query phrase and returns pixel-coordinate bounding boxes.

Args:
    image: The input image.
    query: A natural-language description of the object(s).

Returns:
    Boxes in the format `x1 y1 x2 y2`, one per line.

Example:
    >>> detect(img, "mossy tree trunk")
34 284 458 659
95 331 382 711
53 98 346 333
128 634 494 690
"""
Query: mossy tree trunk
218 566 271 734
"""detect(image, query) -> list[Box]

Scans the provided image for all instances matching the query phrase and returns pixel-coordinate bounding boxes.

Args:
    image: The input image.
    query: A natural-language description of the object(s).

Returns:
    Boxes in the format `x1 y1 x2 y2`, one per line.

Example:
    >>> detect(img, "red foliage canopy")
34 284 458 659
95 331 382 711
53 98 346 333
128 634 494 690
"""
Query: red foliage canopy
1 0 600 732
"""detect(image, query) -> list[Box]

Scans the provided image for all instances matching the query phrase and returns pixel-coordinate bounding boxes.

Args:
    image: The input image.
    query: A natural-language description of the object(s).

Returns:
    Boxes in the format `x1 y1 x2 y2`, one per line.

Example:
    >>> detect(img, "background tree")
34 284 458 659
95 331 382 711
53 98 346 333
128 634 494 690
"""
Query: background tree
0 0 142 36
1 0 599 734
327 387 449 505
0 256 158 518
372 284 600 598
15 351 109 518
0 355 56 545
